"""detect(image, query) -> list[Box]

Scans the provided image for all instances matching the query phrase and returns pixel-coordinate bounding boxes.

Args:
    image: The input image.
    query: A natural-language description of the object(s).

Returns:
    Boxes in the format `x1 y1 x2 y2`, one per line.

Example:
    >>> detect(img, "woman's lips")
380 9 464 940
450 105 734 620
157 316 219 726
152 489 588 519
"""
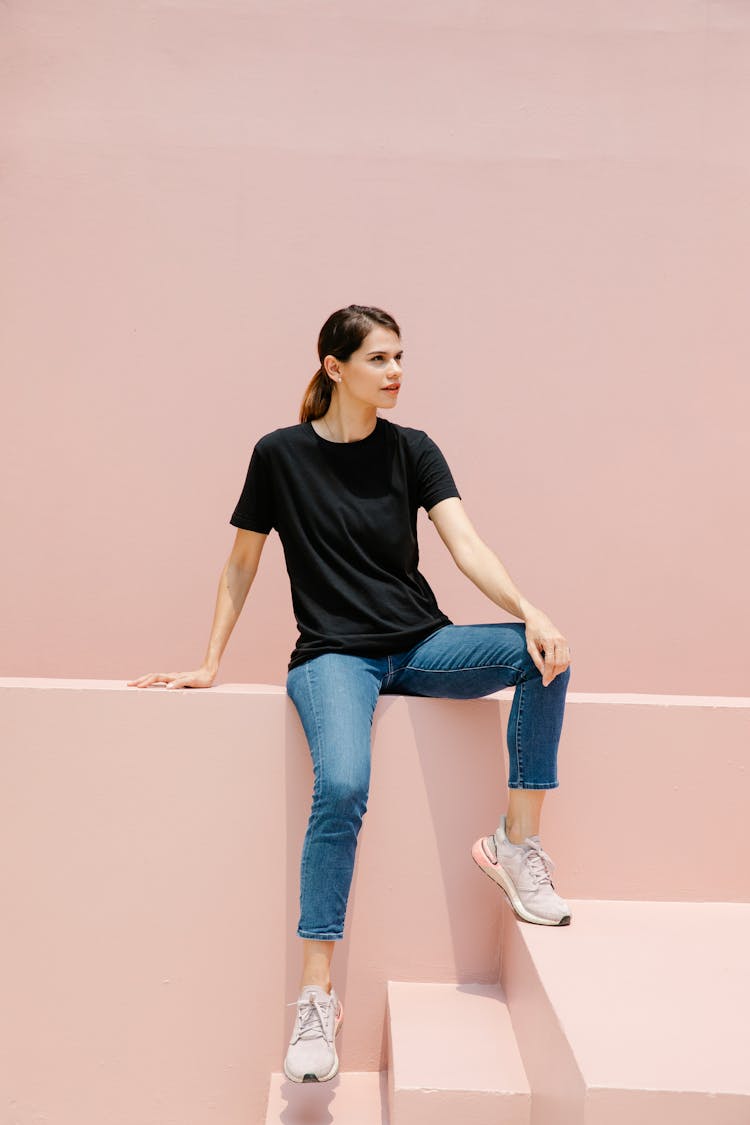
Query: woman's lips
383 386 400 393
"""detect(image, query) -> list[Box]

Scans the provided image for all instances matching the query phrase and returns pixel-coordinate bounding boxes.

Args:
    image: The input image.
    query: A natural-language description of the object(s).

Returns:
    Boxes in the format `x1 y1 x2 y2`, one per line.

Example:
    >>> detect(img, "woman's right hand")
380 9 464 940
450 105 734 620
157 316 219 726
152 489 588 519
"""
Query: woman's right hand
126 665 217 690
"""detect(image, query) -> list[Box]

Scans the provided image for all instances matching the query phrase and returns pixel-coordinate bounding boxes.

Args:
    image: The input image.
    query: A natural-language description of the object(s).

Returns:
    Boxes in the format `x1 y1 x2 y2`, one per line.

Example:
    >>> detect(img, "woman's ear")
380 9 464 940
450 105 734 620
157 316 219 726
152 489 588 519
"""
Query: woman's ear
322 356 342 382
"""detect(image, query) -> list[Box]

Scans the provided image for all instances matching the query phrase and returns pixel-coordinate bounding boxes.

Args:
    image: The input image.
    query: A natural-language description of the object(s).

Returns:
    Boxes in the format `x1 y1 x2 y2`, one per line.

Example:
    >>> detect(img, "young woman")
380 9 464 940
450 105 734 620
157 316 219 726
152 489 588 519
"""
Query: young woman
127 304 572 1085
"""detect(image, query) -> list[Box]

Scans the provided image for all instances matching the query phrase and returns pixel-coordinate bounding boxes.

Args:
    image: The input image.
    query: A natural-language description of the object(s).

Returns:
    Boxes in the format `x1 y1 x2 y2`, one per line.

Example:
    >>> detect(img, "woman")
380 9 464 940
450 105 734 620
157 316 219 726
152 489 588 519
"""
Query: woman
127 304 573 1085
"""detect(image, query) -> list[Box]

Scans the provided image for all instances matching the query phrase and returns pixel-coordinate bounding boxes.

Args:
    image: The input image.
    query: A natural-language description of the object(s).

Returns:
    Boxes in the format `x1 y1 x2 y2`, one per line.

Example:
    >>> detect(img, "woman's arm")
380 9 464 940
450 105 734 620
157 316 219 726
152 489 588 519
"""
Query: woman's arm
202 529 268 675
127 528 268 689
427 497 571 685
427 497 533 620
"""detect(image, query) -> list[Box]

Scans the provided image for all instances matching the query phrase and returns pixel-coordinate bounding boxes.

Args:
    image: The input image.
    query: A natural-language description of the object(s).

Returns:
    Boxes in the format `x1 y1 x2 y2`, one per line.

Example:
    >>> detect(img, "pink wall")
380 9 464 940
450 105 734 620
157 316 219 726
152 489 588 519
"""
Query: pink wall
2 2 748 693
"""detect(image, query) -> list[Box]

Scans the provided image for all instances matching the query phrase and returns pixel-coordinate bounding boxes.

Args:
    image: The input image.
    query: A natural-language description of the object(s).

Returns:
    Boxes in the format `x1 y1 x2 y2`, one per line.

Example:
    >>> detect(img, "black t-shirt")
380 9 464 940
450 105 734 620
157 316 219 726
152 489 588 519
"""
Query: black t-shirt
229 415 462 671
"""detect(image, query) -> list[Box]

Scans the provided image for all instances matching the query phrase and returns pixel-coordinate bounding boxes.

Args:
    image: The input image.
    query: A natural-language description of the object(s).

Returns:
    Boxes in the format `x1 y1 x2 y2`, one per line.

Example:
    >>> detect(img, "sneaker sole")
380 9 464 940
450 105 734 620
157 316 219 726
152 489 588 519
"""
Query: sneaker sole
471 837 571 927
283 999 344 1083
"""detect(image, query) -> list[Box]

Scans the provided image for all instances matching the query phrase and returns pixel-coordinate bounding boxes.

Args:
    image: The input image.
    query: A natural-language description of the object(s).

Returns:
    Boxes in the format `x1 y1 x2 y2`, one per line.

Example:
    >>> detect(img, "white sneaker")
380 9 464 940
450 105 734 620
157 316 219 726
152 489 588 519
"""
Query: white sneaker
283 983 344 1083
471 814 572 926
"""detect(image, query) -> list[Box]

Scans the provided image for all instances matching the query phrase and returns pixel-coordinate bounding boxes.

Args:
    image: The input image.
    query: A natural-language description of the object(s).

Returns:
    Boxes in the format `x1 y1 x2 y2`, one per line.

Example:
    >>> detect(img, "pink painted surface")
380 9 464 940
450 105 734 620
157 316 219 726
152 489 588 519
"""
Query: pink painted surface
523 901 750 1095
1 681 748 1122
0 681 507 1124
265 1071 389 1125
387 981 530 1125
2 3 749 694
501 899 750 1125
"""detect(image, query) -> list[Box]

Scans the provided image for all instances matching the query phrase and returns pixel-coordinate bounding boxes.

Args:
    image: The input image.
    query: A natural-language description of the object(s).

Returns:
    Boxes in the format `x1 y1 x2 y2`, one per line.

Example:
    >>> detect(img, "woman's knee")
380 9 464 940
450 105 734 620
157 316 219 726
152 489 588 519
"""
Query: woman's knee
522 655 572 687
314 771 370 817
515 639 541 682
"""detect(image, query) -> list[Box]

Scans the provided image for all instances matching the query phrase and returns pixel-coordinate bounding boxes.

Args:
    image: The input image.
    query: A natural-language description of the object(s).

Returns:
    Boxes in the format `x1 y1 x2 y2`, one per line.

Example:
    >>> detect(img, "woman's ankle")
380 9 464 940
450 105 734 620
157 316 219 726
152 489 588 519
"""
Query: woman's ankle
300 937 335 994
300 977 332 993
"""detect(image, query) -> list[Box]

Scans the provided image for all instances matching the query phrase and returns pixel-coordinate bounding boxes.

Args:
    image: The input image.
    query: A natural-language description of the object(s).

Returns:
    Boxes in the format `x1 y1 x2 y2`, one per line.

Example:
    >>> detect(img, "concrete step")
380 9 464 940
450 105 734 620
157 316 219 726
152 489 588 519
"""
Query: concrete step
386 980 530 1125
265 1070 388 1123
500 898 750 1125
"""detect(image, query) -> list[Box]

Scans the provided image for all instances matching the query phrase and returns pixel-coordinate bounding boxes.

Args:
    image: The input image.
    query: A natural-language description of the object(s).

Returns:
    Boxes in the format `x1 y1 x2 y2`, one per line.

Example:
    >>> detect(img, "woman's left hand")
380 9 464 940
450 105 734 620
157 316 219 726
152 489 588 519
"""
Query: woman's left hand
523 607 572 687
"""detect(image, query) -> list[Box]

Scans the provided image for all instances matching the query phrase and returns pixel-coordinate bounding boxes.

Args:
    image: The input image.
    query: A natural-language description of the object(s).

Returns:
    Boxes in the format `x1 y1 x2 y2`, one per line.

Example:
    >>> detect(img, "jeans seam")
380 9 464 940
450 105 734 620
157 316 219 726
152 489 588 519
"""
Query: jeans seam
298 660 326 928
399 661 523 674
515 678 525 786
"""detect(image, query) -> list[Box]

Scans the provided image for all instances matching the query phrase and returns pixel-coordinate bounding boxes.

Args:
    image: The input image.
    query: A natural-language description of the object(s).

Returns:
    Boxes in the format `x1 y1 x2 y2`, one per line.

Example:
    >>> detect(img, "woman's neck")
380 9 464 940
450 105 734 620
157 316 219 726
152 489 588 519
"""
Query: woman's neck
316 401 378 444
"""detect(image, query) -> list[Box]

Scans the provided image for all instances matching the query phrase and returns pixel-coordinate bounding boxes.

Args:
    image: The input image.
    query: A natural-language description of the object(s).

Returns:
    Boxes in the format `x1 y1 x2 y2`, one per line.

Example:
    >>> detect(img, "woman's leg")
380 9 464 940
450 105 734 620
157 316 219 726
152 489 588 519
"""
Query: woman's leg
382 622 572 925
506 788 546 844
299 939 335 993
382 622 570 793
284 656 385 1084
286 652 385 983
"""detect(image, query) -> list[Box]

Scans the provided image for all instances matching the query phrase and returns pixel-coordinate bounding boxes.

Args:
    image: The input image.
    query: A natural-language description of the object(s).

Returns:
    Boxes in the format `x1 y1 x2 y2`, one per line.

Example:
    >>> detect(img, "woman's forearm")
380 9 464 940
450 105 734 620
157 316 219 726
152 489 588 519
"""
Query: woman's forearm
454 538 537 622
202 559 256 673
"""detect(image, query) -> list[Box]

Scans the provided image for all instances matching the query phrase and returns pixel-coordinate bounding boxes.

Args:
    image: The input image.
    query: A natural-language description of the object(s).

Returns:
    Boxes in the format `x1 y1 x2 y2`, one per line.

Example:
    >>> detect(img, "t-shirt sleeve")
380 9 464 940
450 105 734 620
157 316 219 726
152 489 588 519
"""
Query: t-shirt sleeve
416 432 462 512
229 443 275 533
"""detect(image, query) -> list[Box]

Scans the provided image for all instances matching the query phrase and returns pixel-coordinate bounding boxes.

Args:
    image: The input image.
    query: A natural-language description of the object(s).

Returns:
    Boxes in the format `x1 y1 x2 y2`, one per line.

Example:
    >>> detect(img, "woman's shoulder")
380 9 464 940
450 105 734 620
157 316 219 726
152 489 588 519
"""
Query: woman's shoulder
384 418 440 449
254 422 312 455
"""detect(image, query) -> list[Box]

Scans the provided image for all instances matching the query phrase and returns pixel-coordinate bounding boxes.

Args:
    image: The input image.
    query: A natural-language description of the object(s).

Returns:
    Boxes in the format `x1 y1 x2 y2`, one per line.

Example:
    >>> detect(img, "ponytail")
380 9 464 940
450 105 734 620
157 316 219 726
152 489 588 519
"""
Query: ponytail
299 366 333 423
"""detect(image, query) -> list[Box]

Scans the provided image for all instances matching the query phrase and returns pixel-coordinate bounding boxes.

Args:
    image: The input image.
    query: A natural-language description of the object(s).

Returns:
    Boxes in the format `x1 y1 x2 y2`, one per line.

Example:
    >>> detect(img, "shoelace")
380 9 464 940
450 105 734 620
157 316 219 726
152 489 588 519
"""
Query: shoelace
521 838 556 886
285 994 334 1045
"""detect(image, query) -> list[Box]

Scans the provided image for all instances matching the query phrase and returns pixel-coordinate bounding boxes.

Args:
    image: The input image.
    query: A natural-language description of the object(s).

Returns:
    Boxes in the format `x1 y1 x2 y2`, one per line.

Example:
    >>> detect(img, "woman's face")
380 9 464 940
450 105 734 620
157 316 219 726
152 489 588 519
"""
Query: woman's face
327 327 404 410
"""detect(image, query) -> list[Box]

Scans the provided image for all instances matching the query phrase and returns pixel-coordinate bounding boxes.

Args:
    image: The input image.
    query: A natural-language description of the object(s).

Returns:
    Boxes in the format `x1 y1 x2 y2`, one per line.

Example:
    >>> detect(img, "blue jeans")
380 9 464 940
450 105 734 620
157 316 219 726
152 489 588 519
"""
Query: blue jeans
286 622 571 941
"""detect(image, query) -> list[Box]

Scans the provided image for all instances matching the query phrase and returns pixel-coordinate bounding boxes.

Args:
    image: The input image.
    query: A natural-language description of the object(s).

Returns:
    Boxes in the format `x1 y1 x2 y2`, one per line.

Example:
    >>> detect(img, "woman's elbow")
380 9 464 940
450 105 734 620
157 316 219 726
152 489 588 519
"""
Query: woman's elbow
450 534 487 574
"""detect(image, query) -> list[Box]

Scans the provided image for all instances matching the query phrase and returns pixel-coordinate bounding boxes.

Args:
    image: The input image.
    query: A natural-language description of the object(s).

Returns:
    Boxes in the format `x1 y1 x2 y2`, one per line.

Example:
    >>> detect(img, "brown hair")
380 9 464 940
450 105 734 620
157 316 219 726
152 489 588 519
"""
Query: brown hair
299 304 401 423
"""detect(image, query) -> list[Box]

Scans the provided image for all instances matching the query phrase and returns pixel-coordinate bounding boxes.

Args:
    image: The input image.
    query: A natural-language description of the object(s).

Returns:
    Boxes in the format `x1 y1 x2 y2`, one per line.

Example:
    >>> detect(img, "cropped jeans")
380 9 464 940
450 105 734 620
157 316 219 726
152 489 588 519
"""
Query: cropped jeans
285 622 571 941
